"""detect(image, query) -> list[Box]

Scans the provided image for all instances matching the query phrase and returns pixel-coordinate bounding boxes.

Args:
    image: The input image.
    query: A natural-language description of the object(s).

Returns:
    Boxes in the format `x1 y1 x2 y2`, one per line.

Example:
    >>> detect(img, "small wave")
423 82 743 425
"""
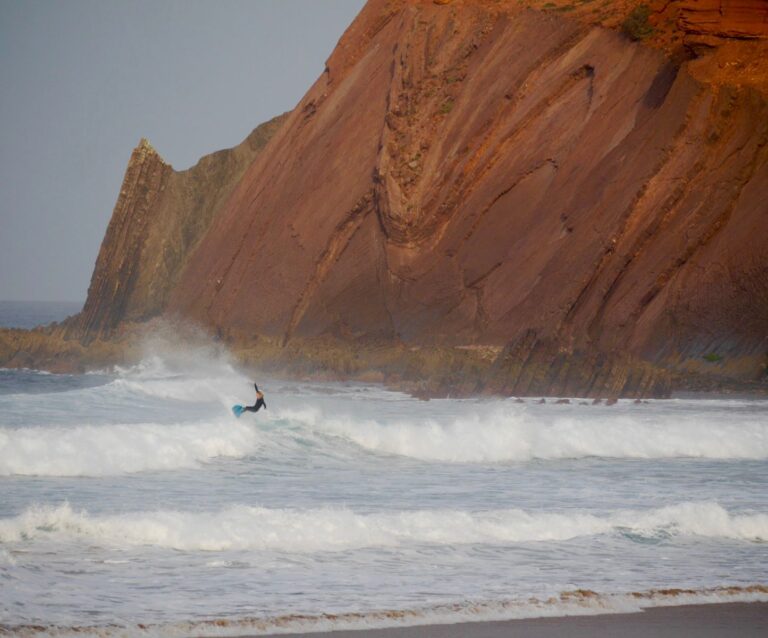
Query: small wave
284 407 768 462
0 420 259 476
1 501 764 551
4 585 767 638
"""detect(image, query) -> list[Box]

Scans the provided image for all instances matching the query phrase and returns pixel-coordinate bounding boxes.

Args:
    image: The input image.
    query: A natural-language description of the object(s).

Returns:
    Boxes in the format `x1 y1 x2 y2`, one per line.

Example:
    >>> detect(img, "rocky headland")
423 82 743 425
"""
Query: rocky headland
2 0 767 399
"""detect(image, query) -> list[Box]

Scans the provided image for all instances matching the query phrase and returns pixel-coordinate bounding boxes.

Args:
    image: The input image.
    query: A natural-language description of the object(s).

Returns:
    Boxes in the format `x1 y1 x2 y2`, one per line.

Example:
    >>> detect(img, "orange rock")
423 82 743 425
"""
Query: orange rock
4 0 767 399
678 0 768 39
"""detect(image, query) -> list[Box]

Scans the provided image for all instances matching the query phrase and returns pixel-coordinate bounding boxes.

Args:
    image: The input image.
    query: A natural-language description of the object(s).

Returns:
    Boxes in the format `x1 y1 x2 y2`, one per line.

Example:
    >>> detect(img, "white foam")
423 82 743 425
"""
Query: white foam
0 419 259 476
111 349 247 406
288 407 768 462
5 586 768 638
1 501 764 551
0 547 16 566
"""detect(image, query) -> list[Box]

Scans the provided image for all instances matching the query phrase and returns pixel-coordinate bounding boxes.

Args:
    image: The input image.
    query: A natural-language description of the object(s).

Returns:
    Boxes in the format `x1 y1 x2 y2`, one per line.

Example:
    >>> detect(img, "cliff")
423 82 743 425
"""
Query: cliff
68 114 287 341
166 0 768 395
3 0 767 397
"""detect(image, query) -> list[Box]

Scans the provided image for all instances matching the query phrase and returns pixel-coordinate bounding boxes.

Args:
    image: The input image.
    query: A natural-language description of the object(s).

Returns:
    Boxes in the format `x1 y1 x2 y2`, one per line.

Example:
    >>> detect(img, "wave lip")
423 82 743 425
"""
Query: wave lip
4 586 767 638
299 408 768 462
0 420 259 476
1 501 764 551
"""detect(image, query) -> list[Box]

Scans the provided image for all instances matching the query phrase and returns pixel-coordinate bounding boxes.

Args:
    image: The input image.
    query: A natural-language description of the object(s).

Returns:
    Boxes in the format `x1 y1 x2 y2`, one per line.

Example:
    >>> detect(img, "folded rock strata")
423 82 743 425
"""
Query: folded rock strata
3 0 767 397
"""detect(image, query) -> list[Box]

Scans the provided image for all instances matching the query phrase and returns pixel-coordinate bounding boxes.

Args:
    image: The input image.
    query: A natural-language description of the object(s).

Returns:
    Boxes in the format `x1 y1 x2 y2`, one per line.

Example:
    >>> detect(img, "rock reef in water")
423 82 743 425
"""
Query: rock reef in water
2 0 767 398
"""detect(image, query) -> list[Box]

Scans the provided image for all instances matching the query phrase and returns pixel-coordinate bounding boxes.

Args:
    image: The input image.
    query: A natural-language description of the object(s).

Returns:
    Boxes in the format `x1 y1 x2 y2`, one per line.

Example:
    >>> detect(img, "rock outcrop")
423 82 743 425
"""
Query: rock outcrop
3 0 767 397
68 115 287 341
678 0 768 39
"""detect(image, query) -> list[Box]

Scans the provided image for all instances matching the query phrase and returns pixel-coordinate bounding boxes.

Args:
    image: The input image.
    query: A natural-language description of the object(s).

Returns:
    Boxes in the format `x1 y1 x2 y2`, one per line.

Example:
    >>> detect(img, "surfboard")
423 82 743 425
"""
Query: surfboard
232 404 245 418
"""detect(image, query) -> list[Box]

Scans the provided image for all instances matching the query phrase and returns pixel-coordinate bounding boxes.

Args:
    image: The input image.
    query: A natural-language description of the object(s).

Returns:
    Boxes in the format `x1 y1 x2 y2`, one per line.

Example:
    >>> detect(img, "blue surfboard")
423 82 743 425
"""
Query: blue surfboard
232 404 245 418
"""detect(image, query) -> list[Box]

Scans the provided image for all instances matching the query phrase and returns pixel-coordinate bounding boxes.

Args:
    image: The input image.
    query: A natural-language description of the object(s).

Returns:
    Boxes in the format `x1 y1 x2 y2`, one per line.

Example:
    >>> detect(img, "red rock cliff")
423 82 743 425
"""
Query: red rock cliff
4 0 767 396
69 115 286 340
164 0 767 394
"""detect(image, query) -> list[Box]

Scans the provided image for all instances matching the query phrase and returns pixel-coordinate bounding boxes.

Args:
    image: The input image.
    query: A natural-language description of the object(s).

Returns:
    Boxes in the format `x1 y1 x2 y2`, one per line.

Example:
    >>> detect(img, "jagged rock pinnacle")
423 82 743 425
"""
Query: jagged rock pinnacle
136 137 164 163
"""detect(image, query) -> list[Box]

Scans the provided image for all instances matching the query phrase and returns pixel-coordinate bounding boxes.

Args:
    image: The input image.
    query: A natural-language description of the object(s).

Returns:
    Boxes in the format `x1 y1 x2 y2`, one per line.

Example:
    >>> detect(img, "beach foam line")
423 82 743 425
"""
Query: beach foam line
0 419 259 476
281 406 768 462
4 586 767 638
1 501 765 550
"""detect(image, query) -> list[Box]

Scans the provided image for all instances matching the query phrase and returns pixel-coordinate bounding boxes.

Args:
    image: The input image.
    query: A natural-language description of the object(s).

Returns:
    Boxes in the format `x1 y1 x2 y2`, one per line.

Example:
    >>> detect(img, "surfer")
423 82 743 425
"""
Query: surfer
242 383 267 413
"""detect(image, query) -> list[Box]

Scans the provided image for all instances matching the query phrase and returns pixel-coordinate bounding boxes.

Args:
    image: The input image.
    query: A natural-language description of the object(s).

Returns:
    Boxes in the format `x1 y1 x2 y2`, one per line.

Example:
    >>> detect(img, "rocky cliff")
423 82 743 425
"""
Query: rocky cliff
69 115 287 341
3 0 767 397
166 0 768 395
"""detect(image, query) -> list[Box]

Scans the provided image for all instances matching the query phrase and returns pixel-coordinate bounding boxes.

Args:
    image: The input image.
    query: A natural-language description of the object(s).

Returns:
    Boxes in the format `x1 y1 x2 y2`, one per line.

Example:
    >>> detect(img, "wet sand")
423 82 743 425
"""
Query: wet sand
255 603 768 638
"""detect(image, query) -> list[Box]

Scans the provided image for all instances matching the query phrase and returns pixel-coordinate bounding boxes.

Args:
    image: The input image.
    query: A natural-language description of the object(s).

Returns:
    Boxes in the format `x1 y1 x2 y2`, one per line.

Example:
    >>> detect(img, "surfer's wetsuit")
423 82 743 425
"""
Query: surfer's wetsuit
243 384 266 413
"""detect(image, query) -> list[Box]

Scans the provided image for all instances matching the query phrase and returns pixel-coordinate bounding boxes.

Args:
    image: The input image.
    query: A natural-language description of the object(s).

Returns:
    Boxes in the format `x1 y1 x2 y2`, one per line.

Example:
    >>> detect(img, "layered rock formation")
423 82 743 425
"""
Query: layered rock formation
166 0 767 395
678 0 768 39
69 115 287 340
3 0 767 397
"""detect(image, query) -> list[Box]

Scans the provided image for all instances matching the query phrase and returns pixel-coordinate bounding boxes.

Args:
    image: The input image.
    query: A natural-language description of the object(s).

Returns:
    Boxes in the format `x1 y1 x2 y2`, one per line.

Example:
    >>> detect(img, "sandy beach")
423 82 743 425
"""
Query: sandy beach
255 603 768 638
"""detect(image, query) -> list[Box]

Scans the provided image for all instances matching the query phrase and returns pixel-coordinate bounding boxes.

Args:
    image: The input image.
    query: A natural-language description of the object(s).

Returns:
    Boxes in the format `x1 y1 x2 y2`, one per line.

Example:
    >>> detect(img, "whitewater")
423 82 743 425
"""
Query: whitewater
1 344 767 636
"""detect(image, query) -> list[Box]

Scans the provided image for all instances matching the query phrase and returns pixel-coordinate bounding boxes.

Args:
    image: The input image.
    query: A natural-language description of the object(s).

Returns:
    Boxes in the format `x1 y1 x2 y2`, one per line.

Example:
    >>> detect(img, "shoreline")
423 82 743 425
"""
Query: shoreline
3 360 768 403
250 603 768 638
1 317 767 400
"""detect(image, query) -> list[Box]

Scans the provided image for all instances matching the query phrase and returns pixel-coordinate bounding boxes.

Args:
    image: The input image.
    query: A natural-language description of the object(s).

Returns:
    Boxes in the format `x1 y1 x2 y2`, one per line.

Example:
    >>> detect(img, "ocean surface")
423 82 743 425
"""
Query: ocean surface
0 300 82 329
1 306 767 637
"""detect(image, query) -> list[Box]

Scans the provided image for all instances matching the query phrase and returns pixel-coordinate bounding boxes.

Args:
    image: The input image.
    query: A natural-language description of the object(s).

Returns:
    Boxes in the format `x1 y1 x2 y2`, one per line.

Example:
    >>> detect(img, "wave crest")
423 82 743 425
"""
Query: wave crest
291 408 768 462
1 501 764 551
0 420 259 476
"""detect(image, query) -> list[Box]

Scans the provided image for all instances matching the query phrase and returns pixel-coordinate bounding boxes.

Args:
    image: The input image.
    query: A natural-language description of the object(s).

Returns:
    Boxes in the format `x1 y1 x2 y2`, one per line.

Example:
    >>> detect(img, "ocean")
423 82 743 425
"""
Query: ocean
1 303 767 636
0 300 82 330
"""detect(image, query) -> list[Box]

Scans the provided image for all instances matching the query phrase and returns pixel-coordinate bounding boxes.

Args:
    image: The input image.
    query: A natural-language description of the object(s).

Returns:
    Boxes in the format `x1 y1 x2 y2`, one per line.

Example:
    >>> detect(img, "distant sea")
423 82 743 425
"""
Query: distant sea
0 299 82 329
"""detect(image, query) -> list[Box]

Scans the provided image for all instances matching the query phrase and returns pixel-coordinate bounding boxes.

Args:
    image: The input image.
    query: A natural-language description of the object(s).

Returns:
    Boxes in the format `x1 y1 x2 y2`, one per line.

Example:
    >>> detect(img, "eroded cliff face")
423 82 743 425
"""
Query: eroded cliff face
164 0 767 395
4 0 767 396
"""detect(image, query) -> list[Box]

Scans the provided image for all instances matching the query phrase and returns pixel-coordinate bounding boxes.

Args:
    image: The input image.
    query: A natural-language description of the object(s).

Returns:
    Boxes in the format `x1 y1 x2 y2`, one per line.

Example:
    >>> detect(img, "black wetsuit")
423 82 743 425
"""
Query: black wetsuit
243 384 267 413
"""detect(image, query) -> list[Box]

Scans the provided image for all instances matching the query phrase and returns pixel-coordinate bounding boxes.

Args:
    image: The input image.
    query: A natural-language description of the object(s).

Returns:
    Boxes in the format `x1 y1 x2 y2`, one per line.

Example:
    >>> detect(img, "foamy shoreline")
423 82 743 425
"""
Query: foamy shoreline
4 588 767 638
5 599 767 638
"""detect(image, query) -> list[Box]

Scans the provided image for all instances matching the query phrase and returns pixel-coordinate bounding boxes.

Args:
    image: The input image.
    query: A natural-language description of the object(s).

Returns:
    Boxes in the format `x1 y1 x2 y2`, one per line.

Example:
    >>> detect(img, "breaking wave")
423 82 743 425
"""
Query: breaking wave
288 406 768 462
1 501 765 551
3 403 766 477
0 420 259 476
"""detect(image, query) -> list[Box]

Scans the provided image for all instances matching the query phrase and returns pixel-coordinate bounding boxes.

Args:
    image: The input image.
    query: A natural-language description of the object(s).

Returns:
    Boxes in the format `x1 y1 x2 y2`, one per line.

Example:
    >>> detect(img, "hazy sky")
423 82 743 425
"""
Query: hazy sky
0 0 365 302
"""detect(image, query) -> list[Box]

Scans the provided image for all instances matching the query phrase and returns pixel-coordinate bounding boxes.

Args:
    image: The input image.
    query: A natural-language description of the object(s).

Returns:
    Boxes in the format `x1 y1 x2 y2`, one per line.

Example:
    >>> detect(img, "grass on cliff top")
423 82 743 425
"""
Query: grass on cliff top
622 4 654 41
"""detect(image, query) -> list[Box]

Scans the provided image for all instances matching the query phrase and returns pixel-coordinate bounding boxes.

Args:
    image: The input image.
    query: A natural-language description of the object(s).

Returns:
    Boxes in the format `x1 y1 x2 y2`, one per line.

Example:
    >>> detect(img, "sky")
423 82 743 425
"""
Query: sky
0 0 366 302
